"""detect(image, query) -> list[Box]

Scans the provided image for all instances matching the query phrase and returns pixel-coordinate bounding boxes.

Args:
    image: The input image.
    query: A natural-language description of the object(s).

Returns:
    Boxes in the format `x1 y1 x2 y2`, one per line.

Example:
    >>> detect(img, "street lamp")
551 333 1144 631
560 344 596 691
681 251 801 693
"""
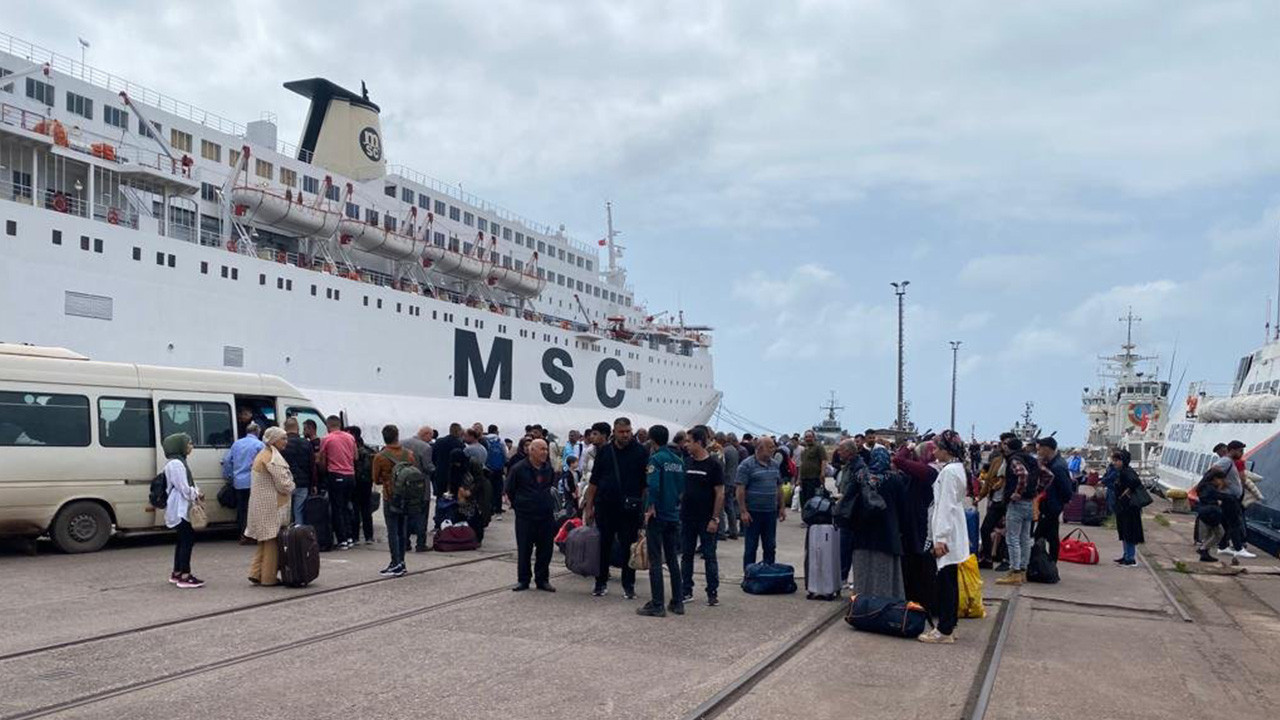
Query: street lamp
890 281 910 432
949 340 962 430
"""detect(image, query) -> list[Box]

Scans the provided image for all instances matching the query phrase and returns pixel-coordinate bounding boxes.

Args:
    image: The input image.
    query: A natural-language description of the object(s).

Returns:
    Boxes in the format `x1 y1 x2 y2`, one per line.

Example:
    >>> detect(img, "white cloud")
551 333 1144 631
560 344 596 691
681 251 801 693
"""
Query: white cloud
1006 326 1078 361
958 312 992 332
959 254 1054 290
732 263 836 310
1065 280 1185 329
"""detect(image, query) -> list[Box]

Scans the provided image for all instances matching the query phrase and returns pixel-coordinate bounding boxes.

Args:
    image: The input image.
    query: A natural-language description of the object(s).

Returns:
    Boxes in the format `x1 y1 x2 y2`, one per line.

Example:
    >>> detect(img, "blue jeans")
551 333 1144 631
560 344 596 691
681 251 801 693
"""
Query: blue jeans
291 487 310 527
383 505 408 566
1005 500 1034 571
681 519 720 598
742 509 778 570
1122 540 1137 563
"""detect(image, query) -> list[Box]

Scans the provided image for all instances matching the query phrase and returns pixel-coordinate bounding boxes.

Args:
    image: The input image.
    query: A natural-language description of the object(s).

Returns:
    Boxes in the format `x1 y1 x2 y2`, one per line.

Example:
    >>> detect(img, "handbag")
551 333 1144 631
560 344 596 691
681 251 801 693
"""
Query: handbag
1126 483 1153 509
611 445 643 514
859 474 887 514
1059 529 1099 565
629 530 649 570
188 498 209 530
217 481 237 509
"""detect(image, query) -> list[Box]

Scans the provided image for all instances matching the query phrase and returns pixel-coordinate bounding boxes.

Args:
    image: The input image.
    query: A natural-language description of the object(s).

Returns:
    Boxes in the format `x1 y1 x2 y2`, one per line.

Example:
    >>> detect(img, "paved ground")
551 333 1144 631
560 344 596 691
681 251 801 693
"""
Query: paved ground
2 498 1279 720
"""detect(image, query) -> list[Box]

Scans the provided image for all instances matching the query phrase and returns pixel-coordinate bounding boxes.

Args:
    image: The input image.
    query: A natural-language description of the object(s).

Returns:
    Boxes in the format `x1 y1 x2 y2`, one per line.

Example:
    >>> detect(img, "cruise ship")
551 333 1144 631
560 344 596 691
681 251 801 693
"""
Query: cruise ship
0 32 719 436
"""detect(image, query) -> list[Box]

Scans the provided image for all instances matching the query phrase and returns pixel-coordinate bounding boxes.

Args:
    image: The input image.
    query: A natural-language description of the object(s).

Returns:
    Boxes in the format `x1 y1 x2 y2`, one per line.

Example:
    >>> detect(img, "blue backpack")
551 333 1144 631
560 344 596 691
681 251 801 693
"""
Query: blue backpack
485 438 506 472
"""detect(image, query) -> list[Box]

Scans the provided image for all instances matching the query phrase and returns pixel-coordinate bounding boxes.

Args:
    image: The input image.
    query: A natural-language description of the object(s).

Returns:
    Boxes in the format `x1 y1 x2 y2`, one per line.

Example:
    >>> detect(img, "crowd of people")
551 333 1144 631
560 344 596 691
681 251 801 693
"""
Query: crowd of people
156 408 1257 644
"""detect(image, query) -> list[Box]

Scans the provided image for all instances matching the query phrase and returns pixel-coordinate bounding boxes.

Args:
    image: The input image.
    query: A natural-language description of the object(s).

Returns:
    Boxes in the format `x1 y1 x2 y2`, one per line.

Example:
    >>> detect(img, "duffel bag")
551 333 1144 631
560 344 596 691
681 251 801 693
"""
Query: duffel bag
433 523 479 552
1059 528 1099 565
741 562 797 595
845 593 930 638
563 525 601 577
1026 538 1060 583
555 517 583 547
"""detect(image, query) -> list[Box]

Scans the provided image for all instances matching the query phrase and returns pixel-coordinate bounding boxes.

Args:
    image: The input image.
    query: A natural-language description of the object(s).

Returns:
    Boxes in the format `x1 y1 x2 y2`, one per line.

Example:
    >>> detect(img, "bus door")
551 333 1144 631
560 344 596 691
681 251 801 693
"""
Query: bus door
151 391 237 525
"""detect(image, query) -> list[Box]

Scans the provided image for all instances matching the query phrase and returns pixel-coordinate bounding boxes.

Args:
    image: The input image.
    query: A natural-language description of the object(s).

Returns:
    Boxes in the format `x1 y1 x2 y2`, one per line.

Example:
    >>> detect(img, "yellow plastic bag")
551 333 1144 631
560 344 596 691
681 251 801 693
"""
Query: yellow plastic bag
781 482 794 508
958 554 985 619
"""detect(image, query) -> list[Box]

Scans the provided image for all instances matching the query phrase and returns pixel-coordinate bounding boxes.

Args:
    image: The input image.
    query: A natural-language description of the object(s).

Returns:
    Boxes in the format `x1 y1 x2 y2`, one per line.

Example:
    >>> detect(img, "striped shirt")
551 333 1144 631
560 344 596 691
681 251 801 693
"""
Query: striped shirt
735 455 782 513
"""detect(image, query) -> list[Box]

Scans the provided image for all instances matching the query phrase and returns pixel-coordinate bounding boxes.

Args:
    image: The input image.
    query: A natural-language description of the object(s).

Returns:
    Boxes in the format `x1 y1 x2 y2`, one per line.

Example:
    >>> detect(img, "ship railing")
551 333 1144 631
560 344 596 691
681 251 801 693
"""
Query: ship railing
0 174 33 205
0 102 47 135
0 31 244 137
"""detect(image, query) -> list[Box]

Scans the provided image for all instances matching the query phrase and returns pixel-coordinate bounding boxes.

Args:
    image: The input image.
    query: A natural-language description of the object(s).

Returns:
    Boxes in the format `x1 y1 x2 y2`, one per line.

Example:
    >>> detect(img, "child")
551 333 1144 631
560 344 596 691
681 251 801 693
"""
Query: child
558 456 581 519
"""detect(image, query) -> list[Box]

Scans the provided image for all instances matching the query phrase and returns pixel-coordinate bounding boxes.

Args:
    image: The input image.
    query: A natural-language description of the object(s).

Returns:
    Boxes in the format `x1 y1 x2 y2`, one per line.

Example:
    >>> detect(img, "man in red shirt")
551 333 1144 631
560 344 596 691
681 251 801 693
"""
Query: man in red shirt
318 415 358 550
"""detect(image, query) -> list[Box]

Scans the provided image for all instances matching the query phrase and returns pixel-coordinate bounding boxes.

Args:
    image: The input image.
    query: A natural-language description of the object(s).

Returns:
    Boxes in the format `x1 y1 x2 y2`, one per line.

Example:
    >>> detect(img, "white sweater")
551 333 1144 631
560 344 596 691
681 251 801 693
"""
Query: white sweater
163 459 200 529
929 461 970 569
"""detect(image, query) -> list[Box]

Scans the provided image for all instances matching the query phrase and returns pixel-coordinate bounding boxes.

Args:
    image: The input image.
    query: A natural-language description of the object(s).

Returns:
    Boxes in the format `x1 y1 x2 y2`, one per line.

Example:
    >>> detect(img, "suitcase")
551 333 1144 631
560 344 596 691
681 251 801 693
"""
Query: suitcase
434 524 479 552
965 507 980 556
805 524 842 600
845 594 930 638
302 493 333 551
278 525 320 587
1082 495 1107 526
741 562 798 595
564 524 601 577
802 496 835 526
1062 493 1086 524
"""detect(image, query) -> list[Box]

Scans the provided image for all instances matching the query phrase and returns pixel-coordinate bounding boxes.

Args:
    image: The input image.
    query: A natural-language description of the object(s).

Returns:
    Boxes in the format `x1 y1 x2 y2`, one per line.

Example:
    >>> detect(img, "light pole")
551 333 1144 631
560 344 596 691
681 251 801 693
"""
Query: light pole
949 340 962 430
890 280 910 432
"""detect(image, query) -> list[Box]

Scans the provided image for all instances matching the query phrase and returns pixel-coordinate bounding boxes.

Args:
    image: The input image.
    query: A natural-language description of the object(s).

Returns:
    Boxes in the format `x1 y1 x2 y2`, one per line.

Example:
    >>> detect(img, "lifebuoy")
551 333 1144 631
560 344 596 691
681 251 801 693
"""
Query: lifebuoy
106 208 120 225
52 193 68 213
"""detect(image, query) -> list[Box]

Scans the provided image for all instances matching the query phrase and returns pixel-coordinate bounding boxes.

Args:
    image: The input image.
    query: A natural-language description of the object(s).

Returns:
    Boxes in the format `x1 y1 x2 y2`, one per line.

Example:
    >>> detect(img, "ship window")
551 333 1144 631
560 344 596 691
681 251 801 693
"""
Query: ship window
325 288 333 299
310 284 316 296
515 259 523 272
449 205 460 221
260 273 267 286
0 391 90 447
157 251 166 266
228 265 234 277
103 105 128 129
464 242 473 255
286 279 292 291
385 215 397 232
132 246 141 261
567 252 575 265
254 159 273 180
228 148 240 168
418 193 428 209
201 139 222 162
490 251 499 263
463 212 474 227
396 302 402 313
170 129 193 153
478 218 488 232
345 202 359 219
365 208 378 225
435 200 446 215
94 238 102 253
159 400 233 448
402 187 413 203
515 231 524 245
433 310 438 319
377 298 383 309
139 118 160 140
303 176 319 194
434 232 445 247
334 289 340 301
576 280 583 291
200 261 208 273
277 277 284 289
537 241 546 253
26 77 54 106
66 91 93 119
503 256 512 269
385 185 396 198
280 167 297 188
98 397 155 448
2 220 15 236
503 228 512 241
576 256 584 268
586 260 593 272
201 183 218 202
325 184 340 201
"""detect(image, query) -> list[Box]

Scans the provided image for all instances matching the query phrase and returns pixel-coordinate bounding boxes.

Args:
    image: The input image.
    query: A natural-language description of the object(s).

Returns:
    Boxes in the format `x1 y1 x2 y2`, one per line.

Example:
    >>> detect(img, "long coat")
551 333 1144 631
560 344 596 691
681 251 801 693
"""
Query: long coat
1114 466 1145 545
246 447 296 541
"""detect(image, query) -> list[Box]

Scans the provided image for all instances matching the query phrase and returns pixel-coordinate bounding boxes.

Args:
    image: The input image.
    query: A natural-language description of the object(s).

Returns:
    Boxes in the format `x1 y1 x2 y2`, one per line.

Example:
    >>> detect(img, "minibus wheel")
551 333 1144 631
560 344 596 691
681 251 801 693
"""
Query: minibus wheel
51 501 113 553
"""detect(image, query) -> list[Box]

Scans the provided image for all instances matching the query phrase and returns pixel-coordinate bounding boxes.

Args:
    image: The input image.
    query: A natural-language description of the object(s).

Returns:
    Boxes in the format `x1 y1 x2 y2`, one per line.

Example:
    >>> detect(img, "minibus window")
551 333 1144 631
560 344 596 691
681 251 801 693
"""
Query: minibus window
0 392 91 447
159 401 234 448
285 407 328 439
99 397 155 448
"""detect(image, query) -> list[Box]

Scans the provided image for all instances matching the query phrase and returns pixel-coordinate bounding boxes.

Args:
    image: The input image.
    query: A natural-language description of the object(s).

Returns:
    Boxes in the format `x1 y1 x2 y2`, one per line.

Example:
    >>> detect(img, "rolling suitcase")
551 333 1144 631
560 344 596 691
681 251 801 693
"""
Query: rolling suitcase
564 524 601 577
965 507 980 556
805 524 842 600
302 493 333 551
278 525 320 587
1062 493 1086 524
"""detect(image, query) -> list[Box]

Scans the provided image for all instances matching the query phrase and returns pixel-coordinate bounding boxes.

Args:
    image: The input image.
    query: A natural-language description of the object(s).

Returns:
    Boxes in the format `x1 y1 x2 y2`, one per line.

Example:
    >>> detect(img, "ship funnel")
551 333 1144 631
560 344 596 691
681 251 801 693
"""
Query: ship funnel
284 78 385 181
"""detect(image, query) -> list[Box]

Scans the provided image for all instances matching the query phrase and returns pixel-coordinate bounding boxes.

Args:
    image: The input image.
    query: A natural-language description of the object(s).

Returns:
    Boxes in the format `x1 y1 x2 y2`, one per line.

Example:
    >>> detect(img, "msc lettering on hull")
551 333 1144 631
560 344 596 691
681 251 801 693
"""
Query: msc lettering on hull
453 329 627 408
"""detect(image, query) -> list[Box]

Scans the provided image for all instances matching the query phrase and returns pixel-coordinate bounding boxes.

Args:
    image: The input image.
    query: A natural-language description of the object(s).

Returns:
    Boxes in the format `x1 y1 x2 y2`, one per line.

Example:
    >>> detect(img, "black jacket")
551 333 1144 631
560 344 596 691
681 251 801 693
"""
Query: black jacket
1041 453 1075 517
848 469 908 556
282 435 316 489
505 458 556 519
589 440 650 507
431 434 464 493
1115 465 1145 544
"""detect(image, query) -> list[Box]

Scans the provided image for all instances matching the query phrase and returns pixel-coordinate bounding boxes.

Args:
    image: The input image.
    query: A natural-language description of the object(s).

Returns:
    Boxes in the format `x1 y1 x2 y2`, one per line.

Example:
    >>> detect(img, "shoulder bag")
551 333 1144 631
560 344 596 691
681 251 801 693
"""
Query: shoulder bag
613 445 642 514
188 470 209 529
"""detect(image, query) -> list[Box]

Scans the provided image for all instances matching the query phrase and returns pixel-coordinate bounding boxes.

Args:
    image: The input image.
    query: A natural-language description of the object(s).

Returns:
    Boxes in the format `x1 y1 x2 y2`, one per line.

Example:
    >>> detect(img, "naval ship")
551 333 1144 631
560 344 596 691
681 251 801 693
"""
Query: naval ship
1080 310 1169 473
0 32 720 436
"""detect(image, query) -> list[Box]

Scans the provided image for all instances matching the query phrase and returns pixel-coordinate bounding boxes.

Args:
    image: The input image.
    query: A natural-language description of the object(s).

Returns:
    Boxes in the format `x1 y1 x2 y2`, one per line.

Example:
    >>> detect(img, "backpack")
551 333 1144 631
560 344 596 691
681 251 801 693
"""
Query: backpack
485 437 506 472
354 445 374 484
383 451 428 514
148 471 168 509
777 450 797 480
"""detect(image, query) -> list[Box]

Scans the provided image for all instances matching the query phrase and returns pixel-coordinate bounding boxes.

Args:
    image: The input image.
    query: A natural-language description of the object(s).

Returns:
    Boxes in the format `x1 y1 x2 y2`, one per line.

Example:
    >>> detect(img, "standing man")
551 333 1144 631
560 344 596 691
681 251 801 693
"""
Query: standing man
564 429 586 470
222 423 263 542
463 428 488 468
1218 441 1256 559
637 425 687 617
317 416 358 550
681 426 725 607
401 425 436 552
372 425 417 578
583 417 650 599
484 425 507 519
798 430 828 510
736 436 786 570
281 418 316 526
1034 437 1075 562
720 432 742 540
996 437 1038 585
432 424 465 528
506 438 558 592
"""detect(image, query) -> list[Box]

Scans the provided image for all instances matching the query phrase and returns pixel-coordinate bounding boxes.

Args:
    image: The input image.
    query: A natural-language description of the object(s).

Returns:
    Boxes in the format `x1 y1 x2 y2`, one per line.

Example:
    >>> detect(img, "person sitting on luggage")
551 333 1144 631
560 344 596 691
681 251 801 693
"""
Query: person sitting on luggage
1194 467 1227 563
453 448 492 543
246 427 297 587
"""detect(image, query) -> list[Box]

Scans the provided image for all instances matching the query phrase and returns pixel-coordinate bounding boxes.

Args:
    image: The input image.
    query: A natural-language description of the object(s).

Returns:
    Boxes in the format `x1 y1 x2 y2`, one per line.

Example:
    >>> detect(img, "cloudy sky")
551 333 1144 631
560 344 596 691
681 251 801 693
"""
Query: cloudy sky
16 2 1280 442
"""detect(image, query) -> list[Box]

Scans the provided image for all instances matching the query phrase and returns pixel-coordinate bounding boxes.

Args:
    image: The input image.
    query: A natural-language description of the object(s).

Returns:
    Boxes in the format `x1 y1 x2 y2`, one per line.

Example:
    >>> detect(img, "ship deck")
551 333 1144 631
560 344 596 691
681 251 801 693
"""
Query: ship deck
2 495 1279 720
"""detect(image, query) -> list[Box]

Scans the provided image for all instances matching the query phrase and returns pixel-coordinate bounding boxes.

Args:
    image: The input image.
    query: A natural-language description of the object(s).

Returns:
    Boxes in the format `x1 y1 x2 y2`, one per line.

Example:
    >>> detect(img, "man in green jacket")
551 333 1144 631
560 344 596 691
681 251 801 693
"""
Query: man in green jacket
637 425 686 618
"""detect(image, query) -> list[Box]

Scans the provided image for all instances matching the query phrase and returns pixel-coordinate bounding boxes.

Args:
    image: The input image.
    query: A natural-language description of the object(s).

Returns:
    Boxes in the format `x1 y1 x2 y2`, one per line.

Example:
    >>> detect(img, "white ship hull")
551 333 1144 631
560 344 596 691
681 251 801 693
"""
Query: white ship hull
0 202 719 437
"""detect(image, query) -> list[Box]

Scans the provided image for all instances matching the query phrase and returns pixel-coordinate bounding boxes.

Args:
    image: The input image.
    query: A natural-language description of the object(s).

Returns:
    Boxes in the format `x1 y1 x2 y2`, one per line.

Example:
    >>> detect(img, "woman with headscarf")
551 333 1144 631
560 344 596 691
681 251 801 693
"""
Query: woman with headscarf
246 426 297 586
452 447 492 542
848 446 909 599
919 430 970 644
892 439 939 617
163 433 205 588
1112 449 1144 566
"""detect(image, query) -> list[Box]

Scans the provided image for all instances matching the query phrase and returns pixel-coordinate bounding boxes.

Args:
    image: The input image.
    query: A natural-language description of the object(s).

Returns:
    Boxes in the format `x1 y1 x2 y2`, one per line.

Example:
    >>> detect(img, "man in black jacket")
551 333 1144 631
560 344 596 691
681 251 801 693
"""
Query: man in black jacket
1034 437 1075 562
582 417 650 599
506 438 557 592
431 423 465 529
282 418 316 526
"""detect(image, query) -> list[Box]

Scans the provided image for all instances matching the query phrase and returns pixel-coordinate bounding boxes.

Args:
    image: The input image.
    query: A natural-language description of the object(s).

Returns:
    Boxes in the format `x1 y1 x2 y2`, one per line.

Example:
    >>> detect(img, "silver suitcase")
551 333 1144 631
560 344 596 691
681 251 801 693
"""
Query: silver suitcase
805 524 842 600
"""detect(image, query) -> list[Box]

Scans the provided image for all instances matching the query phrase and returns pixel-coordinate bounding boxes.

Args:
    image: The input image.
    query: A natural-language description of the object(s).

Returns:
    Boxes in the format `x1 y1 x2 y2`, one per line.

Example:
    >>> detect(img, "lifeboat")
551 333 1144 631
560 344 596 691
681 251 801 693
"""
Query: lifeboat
230 186 341 238
486 265 546 298
337 218 420 261
419 244 488 281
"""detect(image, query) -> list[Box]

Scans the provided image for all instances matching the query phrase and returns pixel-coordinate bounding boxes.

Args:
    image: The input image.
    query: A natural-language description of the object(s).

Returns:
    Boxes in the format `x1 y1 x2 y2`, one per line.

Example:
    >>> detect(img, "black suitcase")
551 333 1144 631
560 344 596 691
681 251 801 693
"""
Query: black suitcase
302 493 333 551
278 525 320 587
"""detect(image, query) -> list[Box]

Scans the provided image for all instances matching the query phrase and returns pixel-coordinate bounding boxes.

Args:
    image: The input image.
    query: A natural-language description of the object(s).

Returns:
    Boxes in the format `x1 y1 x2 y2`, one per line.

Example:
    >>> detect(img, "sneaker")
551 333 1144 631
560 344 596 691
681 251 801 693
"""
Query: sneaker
994 562 1010 572
364 539 374 545
1235 549 1257 559
536 582 557 593
636 602 666 617
1120 559 1137 567
378 564 398 576
511 583 530 592
706 595 720 607
667 600 685 616
995 571 1021 585
592 585 608 597
1113 557 1127 564
1198 550 1217 563
977 559 993 570
168 572 181 585
176 575 205 589
917 628 955 645
1219 547 1238 557
682 591 694 602
392 565 407 577
623 588 637 600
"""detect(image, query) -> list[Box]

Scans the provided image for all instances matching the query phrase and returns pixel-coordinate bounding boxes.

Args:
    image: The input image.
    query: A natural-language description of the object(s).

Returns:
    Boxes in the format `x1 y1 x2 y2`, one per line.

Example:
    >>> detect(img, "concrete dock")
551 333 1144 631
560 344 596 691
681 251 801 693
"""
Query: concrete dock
2 500 1279 720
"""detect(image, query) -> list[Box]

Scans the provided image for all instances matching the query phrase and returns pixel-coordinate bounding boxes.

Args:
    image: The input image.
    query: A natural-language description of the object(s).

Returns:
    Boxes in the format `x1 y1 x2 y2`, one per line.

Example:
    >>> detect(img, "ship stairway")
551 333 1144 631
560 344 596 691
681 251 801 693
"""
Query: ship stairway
120 185 154 219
